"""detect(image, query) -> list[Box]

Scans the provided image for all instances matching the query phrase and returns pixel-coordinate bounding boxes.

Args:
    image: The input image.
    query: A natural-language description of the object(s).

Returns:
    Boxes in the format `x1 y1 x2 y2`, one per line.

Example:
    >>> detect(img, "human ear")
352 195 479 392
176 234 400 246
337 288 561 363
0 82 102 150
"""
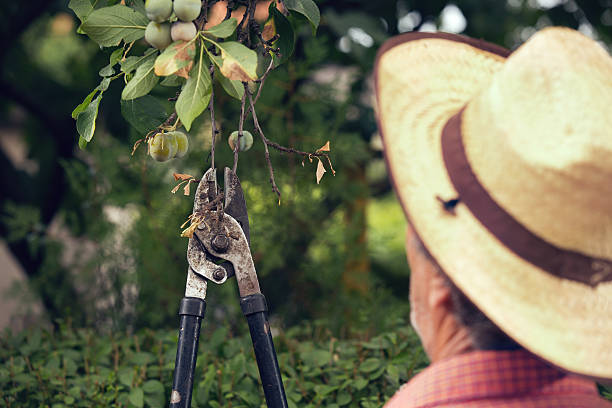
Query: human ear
428 270 452 309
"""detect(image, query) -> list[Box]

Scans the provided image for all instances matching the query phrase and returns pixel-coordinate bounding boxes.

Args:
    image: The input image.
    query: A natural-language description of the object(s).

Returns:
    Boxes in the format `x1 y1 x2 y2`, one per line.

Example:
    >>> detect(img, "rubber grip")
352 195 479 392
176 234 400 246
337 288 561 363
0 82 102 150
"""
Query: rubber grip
169 298 206 408
244 306 288 408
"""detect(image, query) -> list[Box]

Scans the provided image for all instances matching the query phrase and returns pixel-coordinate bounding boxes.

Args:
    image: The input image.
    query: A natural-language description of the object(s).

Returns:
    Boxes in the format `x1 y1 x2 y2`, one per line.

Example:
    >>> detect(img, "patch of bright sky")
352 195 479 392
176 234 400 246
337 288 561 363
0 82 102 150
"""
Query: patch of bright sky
338 36 351 53
419 21 437 32
400 3 466 34
528 0 566 9
398 11 421 33
347 27 374 47
439 4 467 33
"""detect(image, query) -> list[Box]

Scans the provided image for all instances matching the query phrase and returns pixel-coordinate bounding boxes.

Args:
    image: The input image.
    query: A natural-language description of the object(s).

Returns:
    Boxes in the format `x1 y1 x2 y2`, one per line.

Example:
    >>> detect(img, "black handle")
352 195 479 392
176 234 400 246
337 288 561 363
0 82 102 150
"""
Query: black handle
169 297 206 408
241 294 288 408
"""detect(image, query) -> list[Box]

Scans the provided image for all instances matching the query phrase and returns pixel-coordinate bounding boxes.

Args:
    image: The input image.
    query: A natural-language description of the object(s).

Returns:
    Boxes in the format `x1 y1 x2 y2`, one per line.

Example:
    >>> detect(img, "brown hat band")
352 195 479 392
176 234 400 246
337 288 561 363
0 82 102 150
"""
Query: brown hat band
441 108 612 287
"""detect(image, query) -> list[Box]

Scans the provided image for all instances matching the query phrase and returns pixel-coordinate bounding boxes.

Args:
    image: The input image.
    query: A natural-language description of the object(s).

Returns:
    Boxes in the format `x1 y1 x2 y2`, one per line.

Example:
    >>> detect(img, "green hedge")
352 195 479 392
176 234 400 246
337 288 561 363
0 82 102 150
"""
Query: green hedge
3 321 611 408
0 320 427 407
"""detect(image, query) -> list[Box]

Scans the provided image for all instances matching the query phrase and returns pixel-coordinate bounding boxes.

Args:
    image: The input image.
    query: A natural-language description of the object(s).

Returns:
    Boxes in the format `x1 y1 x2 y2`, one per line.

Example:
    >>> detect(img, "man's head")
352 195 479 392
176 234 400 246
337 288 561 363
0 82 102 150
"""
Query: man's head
375 27 612 380
404 222 519 361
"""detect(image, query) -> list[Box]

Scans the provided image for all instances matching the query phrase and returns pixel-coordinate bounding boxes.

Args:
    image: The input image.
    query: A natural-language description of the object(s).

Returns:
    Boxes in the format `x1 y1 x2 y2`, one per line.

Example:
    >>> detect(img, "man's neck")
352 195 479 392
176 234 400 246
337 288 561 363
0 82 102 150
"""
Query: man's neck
429 313 474 362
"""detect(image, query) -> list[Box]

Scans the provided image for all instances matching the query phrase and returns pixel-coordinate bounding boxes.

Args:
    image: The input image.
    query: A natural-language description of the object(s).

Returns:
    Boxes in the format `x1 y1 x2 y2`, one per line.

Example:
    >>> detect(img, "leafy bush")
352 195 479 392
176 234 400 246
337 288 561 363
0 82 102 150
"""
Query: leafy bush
0 320 427 407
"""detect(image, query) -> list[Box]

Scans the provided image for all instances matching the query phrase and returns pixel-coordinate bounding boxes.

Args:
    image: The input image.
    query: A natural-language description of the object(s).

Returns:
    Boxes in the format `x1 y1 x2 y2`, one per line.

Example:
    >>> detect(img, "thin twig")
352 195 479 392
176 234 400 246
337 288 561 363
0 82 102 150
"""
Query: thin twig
277 0 289 16
223 0 235 20
254 58 274 104
245 0 257 46
236 0 253 43
233 88 247 173
246 88 281 199
162 112 177 127
208 64 218 170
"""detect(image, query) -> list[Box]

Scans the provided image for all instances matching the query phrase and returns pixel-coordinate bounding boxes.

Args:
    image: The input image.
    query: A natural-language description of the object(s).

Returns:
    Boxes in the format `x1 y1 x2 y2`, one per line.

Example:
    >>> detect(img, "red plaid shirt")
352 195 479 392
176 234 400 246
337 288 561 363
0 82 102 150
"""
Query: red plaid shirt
384 350 612 408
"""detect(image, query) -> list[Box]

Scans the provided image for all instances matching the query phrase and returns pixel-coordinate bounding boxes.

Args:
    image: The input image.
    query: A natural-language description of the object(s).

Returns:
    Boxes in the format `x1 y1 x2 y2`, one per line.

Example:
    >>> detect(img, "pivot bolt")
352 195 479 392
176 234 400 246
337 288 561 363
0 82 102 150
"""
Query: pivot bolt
211 234 229 252
213 268 226 282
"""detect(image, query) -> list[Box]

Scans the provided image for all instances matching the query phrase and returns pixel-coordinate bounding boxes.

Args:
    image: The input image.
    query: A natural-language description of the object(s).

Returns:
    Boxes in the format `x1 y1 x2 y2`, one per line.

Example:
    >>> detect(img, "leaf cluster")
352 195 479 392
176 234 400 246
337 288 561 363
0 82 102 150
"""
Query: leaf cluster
69 0 320 147
0 320 428 407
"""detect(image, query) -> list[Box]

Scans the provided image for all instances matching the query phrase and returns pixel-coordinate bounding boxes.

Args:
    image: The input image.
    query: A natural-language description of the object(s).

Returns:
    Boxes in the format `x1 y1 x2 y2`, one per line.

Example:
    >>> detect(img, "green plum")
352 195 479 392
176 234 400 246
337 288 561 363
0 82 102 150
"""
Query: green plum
149 132 178 162
228 130 254 152
173 0 202 21
145 0 173 22
168 130 189 158
171 21 197 42
145 21 172 50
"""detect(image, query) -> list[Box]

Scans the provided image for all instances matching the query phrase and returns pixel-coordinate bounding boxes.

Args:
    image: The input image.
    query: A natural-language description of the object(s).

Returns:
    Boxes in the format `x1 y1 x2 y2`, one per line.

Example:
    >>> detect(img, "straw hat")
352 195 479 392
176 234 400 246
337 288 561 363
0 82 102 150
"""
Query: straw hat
374 27 612 380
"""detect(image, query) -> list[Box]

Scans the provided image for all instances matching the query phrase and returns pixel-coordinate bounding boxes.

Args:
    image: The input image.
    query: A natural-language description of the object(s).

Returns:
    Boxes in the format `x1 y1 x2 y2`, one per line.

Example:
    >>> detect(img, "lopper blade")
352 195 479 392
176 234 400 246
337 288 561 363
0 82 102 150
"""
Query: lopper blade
223 167 250 246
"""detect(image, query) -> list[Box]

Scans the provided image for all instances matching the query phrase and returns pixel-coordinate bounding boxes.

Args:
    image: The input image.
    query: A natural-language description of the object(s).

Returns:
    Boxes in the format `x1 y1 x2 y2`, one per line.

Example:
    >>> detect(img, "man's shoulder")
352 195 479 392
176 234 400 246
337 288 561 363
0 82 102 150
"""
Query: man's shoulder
384 350 612 408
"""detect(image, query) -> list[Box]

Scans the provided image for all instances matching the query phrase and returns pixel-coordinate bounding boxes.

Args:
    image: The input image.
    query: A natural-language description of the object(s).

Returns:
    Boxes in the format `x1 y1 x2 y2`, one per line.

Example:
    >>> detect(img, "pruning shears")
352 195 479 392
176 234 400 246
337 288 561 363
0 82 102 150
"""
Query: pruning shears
169 167 288 408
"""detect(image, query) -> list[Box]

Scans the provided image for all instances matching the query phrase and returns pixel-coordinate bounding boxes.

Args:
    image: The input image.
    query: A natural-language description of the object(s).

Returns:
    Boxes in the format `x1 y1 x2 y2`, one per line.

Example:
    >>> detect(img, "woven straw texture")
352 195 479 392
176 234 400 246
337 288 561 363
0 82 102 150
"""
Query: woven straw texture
375 27 612 380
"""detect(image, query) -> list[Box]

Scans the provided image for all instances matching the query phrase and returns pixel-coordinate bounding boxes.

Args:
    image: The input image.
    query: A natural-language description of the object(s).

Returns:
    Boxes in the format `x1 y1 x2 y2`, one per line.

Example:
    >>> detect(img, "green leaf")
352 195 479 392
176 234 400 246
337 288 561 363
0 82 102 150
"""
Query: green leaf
76 94 102 145
99 48 123 76
72 89 98 119
359 358 382 373
121 95 170 134
203 39 258 82
69 0 93 22
160 75 185 87
142 380 164 394
129 387 144 408
313 384 337 396
121 57 159 100
353 377 368 391
126 0 146 15
121 48 157 74
202 18 238 38
118 368 134 387
154 40 197 78
386 364 400 385
81 5 148 47
269 3 295 66
284 0 320 33
110 47 123 66
214 66 244 100
337 391 351 406
72 77 111 119
99 65 115 77
300 350 330 367
131 351 154 365
176 44 212 131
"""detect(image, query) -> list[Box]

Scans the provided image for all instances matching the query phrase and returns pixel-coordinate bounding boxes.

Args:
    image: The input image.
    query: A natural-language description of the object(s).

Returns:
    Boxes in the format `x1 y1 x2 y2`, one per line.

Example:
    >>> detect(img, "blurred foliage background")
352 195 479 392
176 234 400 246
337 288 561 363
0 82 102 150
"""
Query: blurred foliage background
1 0 611 340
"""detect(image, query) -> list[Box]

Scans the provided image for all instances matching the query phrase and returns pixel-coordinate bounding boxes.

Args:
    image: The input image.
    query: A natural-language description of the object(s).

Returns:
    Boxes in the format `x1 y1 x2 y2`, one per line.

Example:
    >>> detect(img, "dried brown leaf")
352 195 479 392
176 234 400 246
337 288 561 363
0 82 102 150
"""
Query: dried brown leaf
175 63 194 79
183 181 191 196
326 156 336 176
262 19 276 42
180 222 199 238
316 158 326 184
174 173 194 181
155 41 196 78
131 139 143 156
171 183 182 194
316 141 331 153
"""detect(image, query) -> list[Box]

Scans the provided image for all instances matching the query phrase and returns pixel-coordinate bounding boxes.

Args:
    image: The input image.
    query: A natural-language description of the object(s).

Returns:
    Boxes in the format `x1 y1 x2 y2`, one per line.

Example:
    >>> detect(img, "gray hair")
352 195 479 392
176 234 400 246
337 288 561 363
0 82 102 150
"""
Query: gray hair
412 235 521 351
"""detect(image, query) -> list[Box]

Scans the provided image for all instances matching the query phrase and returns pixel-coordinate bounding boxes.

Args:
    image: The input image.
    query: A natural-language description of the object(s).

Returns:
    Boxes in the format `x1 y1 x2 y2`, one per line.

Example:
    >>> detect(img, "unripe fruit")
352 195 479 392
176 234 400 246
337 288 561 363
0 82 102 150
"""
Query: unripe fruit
228 130 253 152
173 0 202 22
145 22 172 50
171 21 197 42
169 130 189 158
149 132 178 162
145 0 173 22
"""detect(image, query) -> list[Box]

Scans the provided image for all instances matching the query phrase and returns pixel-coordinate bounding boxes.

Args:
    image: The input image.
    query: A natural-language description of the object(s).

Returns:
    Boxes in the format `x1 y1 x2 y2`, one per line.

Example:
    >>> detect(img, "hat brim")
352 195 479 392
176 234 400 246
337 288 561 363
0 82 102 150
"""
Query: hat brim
375 32 612 380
